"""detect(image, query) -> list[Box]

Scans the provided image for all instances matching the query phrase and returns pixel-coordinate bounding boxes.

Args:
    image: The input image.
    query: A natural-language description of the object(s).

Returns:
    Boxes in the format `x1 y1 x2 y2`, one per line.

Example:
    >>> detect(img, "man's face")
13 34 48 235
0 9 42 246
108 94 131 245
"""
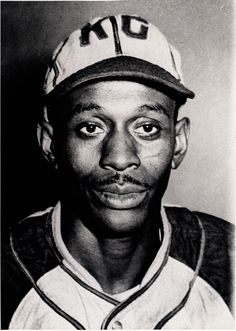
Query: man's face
51 80 184 236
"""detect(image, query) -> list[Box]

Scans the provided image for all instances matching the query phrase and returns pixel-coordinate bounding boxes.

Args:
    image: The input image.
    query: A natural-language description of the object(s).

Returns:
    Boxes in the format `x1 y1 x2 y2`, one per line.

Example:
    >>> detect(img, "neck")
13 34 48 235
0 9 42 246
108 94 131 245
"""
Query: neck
61 207 162 295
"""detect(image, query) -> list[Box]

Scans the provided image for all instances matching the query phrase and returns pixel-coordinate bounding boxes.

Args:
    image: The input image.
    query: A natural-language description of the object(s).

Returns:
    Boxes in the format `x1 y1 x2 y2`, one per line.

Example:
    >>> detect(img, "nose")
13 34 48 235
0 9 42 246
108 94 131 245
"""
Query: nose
100 130 141 171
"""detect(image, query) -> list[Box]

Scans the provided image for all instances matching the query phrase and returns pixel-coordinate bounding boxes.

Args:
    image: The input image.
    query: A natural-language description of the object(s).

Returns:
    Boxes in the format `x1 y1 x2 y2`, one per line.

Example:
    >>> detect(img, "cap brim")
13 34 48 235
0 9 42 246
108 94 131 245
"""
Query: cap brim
46 56 195 101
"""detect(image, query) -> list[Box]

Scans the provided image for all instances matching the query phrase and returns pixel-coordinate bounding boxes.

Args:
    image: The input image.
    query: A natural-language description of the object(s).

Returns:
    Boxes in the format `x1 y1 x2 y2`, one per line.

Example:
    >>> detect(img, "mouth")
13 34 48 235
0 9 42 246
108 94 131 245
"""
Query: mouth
90 185 150 210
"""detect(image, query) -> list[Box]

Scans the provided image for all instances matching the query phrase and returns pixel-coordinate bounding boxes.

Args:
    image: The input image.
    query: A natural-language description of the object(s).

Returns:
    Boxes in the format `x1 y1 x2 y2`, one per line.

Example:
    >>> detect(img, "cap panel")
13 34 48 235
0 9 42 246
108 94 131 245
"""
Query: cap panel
119 17 178 79
44 17 118 94
168 44 183 82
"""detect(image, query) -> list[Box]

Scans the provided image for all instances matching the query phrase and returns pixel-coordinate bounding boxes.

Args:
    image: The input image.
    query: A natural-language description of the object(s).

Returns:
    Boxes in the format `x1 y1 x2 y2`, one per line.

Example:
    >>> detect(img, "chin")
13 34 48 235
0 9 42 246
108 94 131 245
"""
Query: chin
86 206 151 237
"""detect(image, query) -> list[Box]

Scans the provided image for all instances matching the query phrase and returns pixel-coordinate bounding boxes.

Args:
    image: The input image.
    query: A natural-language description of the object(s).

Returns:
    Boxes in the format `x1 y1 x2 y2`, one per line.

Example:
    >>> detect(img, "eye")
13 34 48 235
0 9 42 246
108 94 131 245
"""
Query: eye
77 123 105 137
134 123 160 138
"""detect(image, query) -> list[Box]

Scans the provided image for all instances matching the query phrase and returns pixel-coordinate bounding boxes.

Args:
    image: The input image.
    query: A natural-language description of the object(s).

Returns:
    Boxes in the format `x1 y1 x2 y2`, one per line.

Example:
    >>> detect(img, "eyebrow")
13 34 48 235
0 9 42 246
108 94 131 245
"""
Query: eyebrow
71 103 104 113
138 103 170 118
71 102 170 118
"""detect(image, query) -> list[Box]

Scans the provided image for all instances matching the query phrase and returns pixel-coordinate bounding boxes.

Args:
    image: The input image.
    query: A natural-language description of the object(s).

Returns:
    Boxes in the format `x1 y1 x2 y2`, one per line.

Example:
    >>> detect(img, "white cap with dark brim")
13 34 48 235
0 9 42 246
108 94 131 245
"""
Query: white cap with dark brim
43 15 195 103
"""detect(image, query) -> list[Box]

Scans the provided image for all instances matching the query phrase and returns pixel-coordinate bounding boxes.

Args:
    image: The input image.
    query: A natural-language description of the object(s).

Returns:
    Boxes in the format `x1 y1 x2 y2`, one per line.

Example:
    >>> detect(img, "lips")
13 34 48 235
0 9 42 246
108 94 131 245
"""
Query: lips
90 184 150 210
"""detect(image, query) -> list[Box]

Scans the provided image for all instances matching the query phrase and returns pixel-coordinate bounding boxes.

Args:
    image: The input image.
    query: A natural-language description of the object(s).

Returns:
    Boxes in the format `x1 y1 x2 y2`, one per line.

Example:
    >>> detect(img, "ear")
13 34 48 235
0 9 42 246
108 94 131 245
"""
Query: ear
171 117 190 170
37 121 57 168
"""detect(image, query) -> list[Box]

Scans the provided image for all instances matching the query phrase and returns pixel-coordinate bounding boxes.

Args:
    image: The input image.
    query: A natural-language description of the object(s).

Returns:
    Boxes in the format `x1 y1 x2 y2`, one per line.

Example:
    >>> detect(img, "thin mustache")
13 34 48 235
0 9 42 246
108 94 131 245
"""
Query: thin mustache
92 173 153 190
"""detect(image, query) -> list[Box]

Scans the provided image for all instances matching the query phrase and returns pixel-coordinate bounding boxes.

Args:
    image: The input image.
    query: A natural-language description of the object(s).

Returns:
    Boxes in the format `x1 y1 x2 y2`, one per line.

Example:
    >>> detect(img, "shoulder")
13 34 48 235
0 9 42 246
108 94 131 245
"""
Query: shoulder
165 206 234 257
165 205 234 247
2 207 57 328
194 210 234 240
164 205 234 311
7 206 58 278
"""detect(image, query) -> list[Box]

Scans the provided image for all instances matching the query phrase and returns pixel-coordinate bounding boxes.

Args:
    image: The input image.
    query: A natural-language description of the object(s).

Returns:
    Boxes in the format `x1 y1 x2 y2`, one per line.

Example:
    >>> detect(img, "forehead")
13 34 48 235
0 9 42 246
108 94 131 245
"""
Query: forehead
60 80 177 118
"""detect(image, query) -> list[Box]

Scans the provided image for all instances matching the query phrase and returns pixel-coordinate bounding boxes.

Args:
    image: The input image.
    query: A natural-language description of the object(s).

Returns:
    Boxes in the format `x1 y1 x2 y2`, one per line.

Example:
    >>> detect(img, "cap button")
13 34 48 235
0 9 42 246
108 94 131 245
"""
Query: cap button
112 320 123 329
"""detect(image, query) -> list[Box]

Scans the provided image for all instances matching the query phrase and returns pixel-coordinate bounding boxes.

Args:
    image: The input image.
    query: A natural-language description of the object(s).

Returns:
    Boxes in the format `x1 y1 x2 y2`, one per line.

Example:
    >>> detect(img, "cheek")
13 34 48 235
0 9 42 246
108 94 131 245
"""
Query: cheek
64 137 101 176
138 137 175 171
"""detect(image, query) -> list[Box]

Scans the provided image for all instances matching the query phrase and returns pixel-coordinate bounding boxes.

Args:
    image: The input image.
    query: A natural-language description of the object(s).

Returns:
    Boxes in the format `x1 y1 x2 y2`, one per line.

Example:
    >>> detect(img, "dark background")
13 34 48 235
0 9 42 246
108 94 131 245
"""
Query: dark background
2 2 60 240
2 1 234 242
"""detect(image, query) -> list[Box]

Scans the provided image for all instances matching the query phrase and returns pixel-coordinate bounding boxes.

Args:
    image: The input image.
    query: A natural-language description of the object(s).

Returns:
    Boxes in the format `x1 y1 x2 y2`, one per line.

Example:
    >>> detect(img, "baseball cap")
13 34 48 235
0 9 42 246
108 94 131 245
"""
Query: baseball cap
43 14 194 103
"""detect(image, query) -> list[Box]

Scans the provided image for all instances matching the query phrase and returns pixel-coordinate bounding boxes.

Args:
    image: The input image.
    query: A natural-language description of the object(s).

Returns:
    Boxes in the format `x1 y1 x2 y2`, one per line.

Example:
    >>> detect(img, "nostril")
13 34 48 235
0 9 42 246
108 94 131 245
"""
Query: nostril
99 131 141 171
102 163 139 172
100 144 140 171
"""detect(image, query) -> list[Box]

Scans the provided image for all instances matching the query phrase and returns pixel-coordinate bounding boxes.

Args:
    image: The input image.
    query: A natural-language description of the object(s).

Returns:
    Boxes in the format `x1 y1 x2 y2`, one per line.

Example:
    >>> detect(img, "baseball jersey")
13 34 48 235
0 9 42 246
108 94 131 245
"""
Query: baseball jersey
2 202 234 329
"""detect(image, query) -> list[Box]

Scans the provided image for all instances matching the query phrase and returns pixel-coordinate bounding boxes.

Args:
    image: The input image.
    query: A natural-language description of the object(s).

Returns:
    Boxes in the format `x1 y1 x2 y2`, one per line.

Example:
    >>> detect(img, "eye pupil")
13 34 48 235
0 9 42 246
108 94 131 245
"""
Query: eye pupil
143 124 153 132
86 124 96 133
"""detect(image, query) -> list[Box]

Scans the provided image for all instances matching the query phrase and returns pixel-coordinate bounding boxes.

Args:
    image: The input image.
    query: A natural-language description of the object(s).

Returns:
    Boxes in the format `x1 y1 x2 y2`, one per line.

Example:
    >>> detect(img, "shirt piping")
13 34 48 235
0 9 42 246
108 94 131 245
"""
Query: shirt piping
101 222 171 329
10 221 86 330
46 207 120 306
154 211 206 328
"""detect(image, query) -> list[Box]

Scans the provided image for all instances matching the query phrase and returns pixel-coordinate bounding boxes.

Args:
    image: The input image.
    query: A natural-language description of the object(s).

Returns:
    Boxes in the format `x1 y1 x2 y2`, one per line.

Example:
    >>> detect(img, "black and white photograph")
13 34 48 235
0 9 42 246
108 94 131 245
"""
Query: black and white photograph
2 1 235 329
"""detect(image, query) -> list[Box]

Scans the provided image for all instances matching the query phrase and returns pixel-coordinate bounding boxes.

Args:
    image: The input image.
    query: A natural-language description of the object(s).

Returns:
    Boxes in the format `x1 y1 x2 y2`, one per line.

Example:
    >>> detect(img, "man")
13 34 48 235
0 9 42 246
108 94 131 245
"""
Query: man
2 15 234 329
